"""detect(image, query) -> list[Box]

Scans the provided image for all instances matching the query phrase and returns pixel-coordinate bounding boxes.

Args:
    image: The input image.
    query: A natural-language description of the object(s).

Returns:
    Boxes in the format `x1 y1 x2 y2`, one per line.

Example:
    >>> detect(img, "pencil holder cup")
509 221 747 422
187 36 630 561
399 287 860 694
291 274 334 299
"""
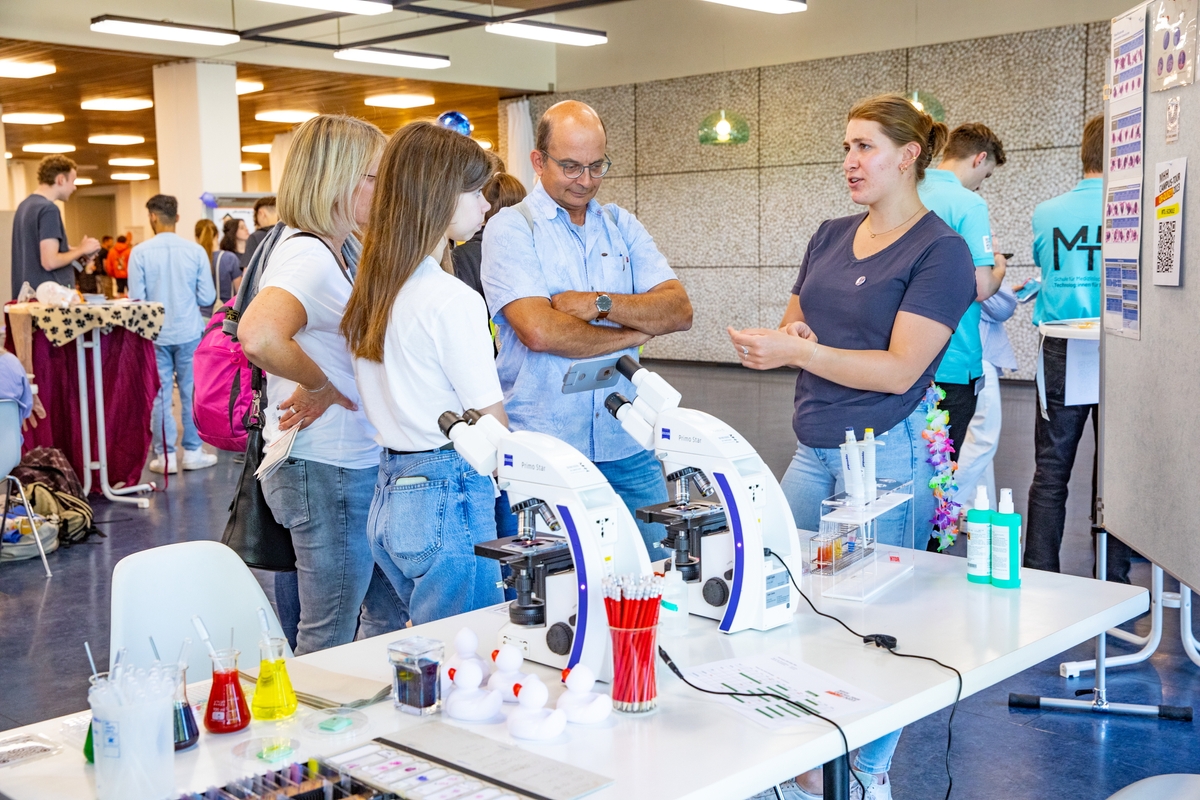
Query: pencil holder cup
608 626 657 712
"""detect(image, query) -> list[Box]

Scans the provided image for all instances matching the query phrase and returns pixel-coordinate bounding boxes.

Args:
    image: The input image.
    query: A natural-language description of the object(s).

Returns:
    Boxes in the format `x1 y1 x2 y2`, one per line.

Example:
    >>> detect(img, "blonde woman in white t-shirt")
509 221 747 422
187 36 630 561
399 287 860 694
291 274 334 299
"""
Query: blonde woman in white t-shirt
239 115 402 655
342 121 503 625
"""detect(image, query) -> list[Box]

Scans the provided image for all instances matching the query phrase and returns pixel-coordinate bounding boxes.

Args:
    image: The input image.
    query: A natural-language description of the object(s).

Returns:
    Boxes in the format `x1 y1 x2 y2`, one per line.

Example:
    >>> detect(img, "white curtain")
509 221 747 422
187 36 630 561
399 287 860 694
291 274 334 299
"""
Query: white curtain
506 98 536 192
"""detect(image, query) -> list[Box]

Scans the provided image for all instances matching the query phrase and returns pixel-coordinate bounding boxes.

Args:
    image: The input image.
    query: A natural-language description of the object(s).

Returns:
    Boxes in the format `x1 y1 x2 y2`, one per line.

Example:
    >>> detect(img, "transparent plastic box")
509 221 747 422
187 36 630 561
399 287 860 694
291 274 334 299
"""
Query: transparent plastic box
809 480 915 602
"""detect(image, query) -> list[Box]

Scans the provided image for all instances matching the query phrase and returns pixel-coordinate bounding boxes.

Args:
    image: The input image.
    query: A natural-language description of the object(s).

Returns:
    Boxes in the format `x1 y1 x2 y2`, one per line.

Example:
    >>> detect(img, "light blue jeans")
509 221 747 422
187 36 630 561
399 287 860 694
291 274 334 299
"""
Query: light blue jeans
368 449 503 627
262 459 404 655
495 448 670 560
780 402 935 775
150 338 201 455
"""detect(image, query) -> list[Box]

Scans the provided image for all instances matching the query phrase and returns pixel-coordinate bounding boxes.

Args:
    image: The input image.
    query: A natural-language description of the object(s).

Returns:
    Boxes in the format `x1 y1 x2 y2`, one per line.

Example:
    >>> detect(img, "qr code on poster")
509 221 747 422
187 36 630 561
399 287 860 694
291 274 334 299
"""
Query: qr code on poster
1156 219 1177 273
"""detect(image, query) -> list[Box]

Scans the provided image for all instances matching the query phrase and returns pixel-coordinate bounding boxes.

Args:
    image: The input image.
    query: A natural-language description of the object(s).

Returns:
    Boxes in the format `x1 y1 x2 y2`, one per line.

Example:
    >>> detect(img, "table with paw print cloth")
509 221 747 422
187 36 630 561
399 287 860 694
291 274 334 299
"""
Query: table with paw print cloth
4 301 165 506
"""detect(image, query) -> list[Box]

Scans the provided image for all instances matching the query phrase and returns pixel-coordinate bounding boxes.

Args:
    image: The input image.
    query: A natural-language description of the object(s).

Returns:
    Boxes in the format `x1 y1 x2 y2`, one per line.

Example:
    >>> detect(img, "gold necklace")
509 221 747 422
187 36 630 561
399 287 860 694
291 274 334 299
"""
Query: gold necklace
867 207 924 239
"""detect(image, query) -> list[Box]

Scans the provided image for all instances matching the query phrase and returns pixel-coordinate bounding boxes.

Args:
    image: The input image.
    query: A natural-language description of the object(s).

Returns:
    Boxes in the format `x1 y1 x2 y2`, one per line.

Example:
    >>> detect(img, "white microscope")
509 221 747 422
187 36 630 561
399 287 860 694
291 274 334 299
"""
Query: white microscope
603 357 801 634
438 409 654 682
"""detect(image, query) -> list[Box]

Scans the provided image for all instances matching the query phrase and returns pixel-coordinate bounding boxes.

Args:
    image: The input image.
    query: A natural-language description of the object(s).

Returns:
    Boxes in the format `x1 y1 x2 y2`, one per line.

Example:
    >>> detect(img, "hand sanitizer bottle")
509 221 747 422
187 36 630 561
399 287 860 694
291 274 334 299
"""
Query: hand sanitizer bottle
966 485 992 584
990 488 1022 589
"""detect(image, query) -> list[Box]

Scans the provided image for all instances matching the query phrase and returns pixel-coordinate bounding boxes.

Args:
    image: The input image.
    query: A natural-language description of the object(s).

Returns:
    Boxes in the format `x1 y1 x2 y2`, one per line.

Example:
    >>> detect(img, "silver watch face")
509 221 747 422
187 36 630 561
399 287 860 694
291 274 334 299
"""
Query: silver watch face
596 293 613 312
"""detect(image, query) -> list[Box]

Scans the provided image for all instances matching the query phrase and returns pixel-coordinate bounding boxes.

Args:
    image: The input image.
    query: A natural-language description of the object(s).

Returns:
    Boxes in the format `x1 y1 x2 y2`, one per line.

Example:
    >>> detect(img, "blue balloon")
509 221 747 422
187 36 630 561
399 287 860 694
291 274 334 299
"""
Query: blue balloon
437 110 471 137
199 192 218 209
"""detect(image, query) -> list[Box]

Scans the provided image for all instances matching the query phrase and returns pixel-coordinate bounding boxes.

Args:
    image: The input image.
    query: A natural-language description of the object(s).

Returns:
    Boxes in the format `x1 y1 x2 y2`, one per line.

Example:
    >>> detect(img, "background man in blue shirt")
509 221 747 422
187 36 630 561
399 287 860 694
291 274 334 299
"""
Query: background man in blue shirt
128 194 217 475
1024 116 1132 583
918 123 1007 520
481 101 693 558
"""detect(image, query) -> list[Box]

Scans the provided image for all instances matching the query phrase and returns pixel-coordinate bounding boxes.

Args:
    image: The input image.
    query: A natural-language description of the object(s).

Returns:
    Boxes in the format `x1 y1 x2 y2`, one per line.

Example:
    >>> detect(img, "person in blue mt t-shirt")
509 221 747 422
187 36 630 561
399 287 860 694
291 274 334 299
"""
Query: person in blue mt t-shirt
731 94 976 800
1023 115 1132 583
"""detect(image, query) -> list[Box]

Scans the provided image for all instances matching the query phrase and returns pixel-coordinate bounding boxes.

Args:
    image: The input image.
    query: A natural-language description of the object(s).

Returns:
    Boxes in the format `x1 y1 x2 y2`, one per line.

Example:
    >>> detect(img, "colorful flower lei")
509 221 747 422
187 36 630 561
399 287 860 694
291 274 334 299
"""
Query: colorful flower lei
923 384 960 551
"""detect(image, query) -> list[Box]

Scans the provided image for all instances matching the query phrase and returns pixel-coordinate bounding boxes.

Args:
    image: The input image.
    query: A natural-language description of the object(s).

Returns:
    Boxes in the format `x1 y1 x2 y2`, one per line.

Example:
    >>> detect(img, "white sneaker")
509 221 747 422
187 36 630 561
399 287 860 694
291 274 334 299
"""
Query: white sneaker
746 780 821 800
148 452 177 474
181 448 218 470
849 771 891 800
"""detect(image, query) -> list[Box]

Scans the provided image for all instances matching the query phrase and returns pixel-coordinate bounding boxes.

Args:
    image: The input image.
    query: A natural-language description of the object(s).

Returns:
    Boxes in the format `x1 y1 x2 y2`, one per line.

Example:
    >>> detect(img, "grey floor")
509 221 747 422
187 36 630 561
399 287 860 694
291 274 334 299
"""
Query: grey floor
0 360 1192 800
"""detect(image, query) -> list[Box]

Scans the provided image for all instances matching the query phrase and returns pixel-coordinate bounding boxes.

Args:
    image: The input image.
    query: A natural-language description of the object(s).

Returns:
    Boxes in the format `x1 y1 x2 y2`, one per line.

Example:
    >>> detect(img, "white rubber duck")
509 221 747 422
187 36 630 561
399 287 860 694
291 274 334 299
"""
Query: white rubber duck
555 664 612 724
441 628 492 697
487 644 533 704
444 661 504 722
506 679 567 741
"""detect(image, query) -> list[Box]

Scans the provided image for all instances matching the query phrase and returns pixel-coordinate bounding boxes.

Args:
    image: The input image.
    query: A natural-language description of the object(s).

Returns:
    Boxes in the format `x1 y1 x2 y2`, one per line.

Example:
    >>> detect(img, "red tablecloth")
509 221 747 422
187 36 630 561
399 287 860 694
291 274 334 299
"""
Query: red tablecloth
6 326 160 493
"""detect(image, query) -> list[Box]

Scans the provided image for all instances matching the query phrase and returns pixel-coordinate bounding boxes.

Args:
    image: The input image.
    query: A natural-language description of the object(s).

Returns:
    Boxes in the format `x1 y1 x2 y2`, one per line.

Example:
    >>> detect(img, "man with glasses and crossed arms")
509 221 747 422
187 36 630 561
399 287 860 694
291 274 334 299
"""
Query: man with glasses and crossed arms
481 100 693 559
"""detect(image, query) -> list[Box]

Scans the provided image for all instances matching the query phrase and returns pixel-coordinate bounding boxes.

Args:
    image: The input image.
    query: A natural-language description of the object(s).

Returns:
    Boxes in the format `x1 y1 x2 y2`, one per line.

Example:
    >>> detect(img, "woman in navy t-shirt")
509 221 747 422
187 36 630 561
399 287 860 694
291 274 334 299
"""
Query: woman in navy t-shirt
729 95 976 794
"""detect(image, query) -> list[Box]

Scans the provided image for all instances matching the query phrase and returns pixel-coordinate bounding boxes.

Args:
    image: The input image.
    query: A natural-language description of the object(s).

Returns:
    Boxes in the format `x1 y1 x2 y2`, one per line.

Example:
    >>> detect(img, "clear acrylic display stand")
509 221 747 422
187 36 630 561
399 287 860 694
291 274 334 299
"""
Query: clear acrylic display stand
808 480 914 602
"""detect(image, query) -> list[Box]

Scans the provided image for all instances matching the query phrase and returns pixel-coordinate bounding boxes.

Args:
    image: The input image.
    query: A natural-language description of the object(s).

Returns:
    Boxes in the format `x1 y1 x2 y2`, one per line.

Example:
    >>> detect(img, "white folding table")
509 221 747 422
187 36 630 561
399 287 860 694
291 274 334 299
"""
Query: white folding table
0 548 1147 800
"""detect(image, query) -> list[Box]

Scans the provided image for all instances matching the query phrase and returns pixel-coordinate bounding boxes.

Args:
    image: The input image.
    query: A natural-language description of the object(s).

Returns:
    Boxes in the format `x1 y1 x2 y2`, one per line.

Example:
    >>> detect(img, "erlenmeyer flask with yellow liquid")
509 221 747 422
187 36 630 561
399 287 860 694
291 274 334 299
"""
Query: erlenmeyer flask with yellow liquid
251 637 297 720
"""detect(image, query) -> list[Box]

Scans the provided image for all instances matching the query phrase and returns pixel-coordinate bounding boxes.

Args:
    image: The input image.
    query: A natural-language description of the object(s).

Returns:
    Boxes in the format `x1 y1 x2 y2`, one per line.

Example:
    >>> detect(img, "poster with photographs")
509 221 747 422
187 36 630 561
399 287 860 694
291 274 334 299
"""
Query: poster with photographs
1104 180 1143 338
1111 8 1147 101
1150 0 1198 92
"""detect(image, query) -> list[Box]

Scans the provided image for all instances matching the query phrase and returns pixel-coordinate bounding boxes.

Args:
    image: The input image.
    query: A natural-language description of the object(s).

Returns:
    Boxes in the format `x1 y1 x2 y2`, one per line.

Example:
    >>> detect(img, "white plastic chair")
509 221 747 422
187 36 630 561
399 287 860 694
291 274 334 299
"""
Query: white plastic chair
1108 775 1200 799
0 398 51 578
109 540 291 681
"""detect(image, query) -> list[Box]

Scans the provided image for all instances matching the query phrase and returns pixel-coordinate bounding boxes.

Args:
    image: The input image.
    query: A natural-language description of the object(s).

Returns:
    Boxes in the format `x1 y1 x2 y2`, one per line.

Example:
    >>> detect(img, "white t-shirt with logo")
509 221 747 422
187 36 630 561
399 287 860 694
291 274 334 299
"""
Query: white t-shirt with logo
354 256 503 452
259 228 381 469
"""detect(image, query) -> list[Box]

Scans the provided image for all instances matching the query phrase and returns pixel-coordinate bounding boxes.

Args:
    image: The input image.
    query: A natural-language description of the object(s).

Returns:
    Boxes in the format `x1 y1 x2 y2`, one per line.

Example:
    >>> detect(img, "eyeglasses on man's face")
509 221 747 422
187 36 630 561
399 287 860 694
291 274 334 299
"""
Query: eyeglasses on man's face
540 151 612 180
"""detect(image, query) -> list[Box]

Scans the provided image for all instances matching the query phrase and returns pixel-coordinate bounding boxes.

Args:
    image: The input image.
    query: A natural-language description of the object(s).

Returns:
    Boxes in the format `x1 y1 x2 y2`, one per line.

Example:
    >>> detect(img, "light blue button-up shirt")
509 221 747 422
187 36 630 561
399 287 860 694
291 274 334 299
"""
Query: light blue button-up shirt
127 232 216 346
480 182 677 463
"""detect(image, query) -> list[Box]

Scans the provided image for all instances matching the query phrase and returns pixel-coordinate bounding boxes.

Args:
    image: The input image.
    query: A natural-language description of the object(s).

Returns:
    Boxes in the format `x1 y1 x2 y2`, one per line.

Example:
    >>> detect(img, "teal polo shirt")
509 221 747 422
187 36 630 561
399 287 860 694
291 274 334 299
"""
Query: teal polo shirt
918 169 994 384
1031 178 1103 326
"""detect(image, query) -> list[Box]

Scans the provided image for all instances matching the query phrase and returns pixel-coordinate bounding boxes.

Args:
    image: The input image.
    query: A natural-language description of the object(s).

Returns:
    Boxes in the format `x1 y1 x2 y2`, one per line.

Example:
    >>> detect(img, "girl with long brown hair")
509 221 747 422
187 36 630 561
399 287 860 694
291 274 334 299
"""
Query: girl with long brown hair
343 122 503 625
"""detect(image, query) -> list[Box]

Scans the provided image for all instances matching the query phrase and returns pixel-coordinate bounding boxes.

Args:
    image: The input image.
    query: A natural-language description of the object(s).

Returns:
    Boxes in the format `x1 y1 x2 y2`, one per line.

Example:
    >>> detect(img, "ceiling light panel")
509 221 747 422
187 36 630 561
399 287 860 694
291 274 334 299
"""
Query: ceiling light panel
81 98 154 112
111 172 151 181
242 144 273 153
74 178 94 185
700 0 807 13
258 0 393 15
90 15 241 46
241 163 264 172
1 113 65 125
334 47 451 70
0 60 56 79
88 135 145 145
364 94 436 109
255 110 319 123
109 157 155 167
484 20 607 46
236 80 264 95
23 144 75 154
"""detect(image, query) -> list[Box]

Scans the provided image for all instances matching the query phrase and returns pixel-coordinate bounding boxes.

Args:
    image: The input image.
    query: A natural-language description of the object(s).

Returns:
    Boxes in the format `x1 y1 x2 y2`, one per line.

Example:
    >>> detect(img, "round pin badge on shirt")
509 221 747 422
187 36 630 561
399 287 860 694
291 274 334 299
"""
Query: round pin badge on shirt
856 276 866 286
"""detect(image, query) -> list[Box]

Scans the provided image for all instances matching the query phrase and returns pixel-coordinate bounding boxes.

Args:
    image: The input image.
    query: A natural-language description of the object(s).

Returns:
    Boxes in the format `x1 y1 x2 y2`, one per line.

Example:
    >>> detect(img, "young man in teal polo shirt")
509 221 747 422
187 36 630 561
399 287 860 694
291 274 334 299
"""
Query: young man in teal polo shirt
918 123 1008 485
1024 115 1132 582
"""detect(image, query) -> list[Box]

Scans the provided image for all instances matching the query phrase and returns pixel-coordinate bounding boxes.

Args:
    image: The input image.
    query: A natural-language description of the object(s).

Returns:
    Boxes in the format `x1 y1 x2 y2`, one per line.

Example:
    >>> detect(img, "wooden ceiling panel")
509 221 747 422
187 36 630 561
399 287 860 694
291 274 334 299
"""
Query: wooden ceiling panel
0 38 505 187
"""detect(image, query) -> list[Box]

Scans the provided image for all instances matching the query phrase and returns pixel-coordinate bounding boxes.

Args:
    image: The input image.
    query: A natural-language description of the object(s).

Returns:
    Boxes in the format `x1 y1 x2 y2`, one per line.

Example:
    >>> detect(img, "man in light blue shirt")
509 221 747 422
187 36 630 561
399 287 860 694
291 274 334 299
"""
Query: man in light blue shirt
1024 115 1130 583
481 100 693 557
128 194 217 474
918 123 1007 476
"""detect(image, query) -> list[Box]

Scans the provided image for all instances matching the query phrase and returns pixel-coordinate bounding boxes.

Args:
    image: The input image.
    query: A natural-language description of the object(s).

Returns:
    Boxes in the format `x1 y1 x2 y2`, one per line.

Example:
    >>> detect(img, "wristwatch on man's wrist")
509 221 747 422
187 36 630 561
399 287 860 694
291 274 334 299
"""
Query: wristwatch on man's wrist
595 292 614 321
595 293 613 320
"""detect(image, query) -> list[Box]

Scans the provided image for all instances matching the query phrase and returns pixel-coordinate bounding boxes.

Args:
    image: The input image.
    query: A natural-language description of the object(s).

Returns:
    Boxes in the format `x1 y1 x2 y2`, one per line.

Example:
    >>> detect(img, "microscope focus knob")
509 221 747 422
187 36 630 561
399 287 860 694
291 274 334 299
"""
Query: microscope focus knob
702 577 729 607
546 622 574 656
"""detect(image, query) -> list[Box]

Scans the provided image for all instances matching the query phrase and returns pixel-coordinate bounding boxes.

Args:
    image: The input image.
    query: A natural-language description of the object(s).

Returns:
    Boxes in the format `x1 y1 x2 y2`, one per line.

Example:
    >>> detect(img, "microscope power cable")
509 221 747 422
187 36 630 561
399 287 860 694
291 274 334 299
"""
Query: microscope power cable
656 644 869 799
765 549 964 800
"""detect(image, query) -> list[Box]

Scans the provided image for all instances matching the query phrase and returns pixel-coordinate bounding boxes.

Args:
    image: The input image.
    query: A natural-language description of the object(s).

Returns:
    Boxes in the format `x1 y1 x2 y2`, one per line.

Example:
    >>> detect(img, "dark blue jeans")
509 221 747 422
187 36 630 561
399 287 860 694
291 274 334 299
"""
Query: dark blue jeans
1025 337 1132 582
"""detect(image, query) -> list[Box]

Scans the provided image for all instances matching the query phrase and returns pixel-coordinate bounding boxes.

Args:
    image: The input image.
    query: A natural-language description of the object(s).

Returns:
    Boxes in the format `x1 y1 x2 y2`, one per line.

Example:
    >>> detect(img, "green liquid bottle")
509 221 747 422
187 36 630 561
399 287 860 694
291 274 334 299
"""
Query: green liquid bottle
991 488 1022 589
966 485 991 584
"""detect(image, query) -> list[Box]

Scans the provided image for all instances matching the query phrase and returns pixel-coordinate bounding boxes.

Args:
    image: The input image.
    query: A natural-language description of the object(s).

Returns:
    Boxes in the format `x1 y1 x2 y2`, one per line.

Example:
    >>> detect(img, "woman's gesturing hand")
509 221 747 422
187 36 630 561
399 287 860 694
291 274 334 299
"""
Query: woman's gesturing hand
278 380 358 431
727 326 817 371
780 320 818 342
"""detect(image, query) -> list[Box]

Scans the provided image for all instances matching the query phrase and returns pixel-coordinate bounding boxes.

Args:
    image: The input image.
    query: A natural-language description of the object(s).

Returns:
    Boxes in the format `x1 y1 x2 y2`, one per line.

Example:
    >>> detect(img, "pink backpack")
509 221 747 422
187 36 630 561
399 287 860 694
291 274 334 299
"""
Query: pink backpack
192 300 252 451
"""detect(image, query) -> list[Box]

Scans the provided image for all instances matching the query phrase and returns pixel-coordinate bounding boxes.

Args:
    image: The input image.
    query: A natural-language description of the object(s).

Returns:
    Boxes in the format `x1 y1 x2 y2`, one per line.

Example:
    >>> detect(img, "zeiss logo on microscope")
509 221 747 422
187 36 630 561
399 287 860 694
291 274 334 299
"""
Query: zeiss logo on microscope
503 454 513 467
661 428 671 440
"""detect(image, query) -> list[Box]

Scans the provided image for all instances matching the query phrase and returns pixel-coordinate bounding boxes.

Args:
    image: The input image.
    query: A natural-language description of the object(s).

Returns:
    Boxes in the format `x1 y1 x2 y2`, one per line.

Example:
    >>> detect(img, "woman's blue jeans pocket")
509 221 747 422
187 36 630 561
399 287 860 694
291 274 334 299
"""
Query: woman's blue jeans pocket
382 478 450 563
263 460 309 529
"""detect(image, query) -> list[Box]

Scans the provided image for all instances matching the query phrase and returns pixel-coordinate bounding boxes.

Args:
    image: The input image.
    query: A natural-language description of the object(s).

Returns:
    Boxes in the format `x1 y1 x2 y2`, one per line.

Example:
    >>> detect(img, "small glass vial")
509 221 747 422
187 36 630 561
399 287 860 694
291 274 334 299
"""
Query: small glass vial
388 637 444 716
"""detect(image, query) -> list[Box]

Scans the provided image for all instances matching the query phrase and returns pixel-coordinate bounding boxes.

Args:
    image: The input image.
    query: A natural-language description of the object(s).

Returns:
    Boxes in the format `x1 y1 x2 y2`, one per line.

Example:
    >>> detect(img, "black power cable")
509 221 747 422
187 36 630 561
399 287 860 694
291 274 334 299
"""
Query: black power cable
766 549 964 800
656 645 869 799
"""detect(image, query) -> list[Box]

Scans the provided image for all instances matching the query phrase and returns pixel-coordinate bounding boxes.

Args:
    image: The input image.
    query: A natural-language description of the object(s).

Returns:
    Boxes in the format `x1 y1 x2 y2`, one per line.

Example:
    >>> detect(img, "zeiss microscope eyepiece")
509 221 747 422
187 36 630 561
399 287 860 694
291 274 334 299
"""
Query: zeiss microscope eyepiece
438 411 465 437
604 392 630 419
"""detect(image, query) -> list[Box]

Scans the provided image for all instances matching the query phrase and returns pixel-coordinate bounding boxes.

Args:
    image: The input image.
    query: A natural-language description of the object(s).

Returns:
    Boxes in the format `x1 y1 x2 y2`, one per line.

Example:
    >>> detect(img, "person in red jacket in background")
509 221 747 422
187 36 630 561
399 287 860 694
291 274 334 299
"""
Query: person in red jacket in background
105 232 133 294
